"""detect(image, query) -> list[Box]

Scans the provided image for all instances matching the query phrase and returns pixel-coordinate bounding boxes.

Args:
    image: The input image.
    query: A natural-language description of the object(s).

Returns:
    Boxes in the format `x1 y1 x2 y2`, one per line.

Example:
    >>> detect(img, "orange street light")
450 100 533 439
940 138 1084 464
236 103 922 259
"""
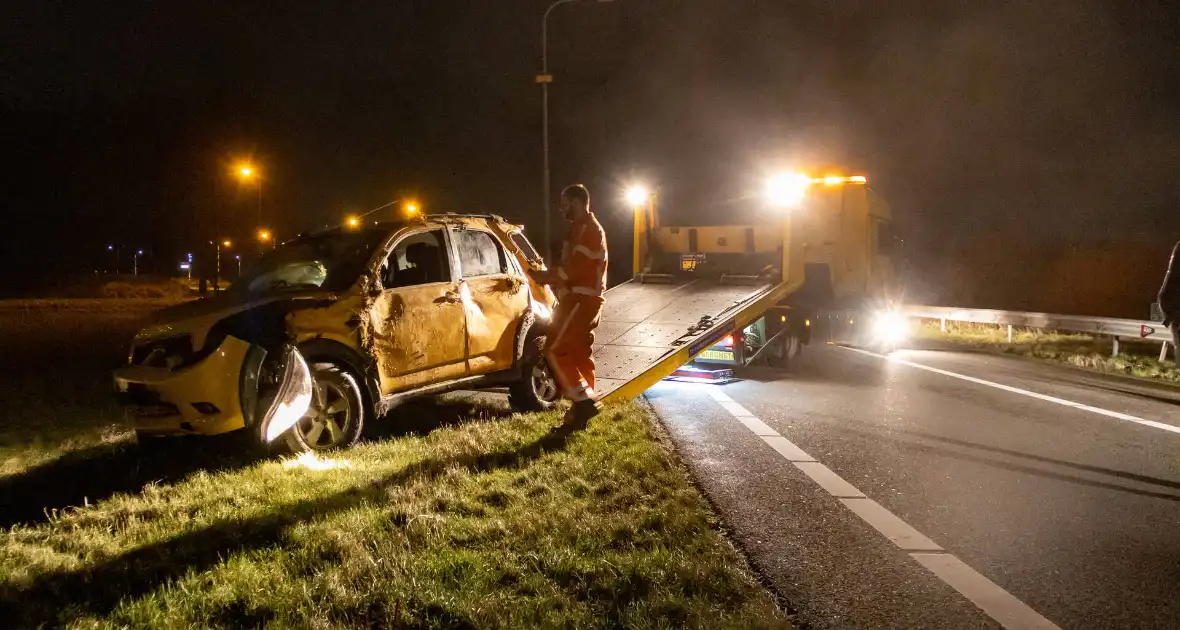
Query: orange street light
234 162 262 225
257 229 271 242
346 216 360 229
405 201 420 216
223 240 232 248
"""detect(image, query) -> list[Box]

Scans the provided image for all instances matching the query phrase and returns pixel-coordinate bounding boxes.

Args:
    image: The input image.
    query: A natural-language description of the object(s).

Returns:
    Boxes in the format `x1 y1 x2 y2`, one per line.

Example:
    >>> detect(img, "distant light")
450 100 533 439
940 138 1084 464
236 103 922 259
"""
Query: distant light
137 249 144 255
236 163 256 180
346 216 360 228
405 202 419 215
257 229 271 241
850 175 867 183
223 240 231 247
625 186 650 207
766 173 811 207
234 255 240 260
179 263 191 270
186 252 193 261
107 245 114 251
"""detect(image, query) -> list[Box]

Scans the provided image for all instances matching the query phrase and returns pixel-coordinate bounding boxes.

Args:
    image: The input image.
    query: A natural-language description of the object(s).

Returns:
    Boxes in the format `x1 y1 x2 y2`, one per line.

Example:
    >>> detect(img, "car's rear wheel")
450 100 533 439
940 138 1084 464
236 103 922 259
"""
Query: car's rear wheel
281 363 365 453
509 335 559 412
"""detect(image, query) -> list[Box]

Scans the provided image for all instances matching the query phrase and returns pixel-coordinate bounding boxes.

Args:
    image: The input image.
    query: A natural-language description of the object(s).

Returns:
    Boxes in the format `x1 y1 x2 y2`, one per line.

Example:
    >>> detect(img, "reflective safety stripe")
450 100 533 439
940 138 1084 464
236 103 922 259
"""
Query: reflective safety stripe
572 244 606 260
571 286 602 297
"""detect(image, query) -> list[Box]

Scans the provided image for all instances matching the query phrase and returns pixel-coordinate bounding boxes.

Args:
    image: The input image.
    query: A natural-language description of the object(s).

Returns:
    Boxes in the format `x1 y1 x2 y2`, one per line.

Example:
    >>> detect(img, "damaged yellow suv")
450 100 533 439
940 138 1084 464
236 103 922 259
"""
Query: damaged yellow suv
114 214 559 453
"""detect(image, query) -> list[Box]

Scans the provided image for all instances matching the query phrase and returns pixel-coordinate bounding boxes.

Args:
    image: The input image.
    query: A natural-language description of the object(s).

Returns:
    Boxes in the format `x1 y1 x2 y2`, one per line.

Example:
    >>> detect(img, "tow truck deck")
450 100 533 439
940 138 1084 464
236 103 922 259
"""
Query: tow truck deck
597 277 801 401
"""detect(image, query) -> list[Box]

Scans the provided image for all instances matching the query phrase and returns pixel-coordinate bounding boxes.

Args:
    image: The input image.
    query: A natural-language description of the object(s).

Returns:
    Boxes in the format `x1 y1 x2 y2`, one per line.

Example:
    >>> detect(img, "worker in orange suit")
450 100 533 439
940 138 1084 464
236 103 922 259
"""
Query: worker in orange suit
528 184 609 424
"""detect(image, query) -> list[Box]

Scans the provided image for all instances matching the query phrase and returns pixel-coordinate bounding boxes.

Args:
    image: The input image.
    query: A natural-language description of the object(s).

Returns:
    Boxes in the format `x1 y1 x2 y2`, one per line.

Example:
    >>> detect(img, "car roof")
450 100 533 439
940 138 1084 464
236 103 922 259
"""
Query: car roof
289 213 521 242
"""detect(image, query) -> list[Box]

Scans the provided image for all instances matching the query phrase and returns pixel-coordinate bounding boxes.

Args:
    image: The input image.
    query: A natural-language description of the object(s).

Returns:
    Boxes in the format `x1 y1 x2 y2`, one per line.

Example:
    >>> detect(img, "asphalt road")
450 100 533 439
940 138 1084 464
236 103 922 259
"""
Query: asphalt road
645 341 1180 629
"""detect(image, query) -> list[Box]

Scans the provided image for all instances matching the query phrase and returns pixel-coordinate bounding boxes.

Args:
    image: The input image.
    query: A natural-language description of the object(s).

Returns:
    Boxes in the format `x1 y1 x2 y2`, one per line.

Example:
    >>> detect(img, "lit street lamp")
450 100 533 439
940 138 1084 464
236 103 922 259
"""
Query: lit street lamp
235 162 262 228
257 228 276 250
538 0 615 258
235 254 241 277
107 244 121 274
134 249 144 276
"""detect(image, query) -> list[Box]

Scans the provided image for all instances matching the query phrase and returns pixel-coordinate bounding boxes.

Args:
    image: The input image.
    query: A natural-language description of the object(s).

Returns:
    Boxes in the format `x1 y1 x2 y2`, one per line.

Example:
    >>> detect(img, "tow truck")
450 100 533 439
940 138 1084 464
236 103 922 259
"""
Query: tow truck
598 172 899 402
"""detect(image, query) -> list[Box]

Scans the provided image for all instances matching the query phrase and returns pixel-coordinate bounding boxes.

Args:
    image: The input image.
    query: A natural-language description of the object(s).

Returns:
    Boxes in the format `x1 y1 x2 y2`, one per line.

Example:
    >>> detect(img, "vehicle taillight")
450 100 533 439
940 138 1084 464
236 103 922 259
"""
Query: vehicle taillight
720 335 734 347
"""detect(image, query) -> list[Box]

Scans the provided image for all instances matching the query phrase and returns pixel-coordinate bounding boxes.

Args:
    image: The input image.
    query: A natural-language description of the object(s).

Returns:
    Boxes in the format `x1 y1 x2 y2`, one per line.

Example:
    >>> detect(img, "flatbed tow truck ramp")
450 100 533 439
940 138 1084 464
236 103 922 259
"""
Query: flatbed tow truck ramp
593 174 897 402
597 277 801 402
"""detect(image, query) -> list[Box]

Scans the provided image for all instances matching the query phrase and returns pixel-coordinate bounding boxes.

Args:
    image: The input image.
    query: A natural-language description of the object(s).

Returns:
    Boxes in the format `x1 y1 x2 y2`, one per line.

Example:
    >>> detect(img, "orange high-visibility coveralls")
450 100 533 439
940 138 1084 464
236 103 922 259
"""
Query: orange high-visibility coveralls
546 212 609 402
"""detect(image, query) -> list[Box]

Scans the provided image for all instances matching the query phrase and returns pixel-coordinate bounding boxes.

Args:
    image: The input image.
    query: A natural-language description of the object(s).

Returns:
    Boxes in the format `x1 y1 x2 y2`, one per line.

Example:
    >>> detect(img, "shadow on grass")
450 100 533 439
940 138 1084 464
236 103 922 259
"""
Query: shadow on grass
366 395 519 441
0 415 590 629
0 433 266 530
0 399 520 531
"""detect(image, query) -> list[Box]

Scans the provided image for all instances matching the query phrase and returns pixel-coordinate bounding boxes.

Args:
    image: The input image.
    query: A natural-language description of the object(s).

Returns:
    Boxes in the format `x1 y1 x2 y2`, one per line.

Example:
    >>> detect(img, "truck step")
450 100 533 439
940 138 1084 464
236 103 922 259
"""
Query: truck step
664 364 737 384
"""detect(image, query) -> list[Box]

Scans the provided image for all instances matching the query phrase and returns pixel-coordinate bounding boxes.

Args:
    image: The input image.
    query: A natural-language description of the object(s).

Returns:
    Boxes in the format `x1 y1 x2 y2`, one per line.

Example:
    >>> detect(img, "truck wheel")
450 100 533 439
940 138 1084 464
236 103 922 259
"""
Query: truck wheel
509 336 559 412
280 363 365 453
766 334 801 369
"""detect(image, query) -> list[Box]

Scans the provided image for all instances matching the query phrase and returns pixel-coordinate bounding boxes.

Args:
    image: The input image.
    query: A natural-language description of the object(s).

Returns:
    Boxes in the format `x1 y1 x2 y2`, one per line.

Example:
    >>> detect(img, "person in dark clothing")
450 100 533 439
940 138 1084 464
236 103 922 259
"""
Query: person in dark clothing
1158 240 1180 363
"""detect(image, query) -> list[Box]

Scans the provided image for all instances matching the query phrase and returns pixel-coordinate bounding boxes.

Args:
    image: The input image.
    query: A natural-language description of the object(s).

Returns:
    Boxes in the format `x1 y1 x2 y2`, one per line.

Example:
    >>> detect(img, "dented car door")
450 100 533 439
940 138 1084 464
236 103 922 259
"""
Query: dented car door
452 227 530 375
369 228 468 394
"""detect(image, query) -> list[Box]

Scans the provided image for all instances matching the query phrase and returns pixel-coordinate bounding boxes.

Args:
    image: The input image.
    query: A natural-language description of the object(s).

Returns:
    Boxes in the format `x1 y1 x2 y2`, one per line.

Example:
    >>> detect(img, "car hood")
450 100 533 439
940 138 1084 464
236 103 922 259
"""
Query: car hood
135 290 338 347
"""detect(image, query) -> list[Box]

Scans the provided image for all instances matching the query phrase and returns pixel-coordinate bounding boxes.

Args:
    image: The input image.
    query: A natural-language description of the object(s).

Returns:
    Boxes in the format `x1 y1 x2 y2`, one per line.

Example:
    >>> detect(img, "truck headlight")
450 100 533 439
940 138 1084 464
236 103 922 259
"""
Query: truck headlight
871 311 908 345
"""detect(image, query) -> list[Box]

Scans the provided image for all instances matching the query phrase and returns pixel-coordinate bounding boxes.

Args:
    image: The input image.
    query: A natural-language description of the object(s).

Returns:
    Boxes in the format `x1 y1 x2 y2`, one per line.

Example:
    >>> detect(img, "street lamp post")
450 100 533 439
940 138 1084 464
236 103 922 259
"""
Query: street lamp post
134 249 144 276
539 0 614 259
107 244 120 274
235 254 241 277
215 240 231 291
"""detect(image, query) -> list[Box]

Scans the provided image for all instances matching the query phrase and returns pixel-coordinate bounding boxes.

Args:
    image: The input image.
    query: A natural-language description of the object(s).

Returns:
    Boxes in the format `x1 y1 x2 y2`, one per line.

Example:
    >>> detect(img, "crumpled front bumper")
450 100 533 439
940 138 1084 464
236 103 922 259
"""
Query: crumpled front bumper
113 336 251 436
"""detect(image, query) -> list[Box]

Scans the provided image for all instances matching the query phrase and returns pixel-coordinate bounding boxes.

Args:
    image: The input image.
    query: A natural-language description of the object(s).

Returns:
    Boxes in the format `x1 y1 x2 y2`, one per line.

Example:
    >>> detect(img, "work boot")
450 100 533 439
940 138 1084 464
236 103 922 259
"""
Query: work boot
573 399 602 423
559 399 602 430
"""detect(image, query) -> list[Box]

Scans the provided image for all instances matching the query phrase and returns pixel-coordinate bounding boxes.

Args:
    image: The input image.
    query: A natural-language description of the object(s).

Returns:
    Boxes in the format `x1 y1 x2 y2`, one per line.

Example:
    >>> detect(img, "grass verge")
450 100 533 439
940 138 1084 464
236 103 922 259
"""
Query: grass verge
915 321 1180 384
0 398 791 629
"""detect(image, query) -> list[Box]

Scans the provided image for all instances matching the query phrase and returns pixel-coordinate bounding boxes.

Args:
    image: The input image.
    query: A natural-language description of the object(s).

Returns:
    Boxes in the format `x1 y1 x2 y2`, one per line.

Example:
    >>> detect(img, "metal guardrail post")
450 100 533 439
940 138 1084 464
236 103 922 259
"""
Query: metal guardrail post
940 317 946 333
1111 336 1120 358
1007 324 1013 343
1162 341 1171 363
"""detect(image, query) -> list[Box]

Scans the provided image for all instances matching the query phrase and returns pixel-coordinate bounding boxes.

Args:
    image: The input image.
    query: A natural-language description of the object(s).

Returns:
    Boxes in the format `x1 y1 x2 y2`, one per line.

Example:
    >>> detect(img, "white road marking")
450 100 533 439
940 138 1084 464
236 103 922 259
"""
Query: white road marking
737 416 781 436
718 400 756 417
912 553 1062 630
794 461 865 498
842 346 1180 436
841 498 943 551
761 435 814 461
703 384 1062 630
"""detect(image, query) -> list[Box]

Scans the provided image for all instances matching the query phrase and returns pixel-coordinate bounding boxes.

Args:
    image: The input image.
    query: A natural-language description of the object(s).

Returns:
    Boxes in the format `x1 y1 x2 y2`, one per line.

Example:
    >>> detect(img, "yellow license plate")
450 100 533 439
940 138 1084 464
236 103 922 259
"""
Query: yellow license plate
681 259 697 271
698 349 734 361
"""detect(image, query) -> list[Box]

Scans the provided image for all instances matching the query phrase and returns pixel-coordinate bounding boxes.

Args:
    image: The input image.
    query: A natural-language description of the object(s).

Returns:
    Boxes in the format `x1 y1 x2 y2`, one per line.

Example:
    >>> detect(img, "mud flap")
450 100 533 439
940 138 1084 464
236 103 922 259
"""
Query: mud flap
257 346 314 443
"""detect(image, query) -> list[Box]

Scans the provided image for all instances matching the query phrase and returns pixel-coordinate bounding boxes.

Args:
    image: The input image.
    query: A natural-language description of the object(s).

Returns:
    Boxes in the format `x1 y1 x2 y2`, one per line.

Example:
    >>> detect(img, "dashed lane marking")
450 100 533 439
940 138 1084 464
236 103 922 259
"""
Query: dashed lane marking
912 553 1062 630
702 385 1062 630
842 346 1180 436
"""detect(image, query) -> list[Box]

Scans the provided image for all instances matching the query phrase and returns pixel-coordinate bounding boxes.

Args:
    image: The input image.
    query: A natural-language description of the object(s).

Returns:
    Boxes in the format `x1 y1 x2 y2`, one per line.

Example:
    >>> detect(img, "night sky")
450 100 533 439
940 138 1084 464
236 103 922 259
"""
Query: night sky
3 1 1179 313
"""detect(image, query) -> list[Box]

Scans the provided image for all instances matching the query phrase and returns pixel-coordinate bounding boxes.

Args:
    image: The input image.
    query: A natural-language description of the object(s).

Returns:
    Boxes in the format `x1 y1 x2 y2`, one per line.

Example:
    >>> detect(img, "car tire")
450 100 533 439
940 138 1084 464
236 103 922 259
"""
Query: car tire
509 335 559 412
280 363 366 454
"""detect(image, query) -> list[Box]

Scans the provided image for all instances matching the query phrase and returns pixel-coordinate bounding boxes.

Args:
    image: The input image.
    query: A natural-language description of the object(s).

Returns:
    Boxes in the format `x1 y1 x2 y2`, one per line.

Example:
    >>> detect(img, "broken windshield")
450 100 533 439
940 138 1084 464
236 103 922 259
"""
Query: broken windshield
234 230 388 294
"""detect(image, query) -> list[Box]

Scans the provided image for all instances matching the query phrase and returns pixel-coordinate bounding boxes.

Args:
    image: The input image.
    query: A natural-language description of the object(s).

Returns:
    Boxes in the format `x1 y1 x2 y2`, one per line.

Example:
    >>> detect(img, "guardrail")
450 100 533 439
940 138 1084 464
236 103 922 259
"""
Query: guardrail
904 305 1174 360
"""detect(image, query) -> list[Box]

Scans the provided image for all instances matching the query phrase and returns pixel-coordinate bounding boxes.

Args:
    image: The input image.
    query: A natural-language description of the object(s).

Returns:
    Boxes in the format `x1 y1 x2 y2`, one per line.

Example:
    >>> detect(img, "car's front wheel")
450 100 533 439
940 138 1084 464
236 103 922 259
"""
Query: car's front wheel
509 335 560 412
280 363 365 453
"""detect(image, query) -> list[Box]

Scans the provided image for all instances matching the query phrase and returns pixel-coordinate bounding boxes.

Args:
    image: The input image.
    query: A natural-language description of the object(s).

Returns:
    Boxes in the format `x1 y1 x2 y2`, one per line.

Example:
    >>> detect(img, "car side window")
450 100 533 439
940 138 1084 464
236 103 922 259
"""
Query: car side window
456 230 506 278
383 230 449 288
